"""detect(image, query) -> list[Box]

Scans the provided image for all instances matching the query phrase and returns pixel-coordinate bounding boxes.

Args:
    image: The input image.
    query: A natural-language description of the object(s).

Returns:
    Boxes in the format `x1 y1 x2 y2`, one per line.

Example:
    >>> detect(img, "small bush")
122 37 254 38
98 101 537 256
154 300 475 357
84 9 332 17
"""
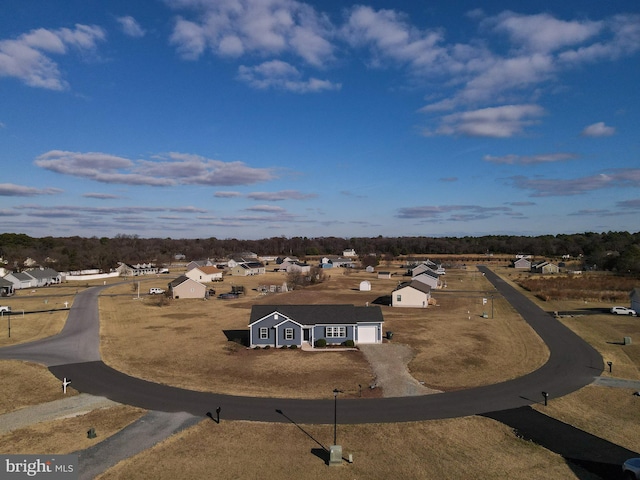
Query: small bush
264 345 271 350
314 338 327 348
289 344 298 349
342 339 355 347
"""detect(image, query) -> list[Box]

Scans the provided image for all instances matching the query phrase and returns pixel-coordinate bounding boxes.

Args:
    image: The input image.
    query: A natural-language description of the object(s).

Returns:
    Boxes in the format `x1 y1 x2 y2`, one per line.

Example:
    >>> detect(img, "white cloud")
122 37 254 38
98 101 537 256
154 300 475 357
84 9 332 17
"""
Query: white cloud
488 11 603 53
0 24 105 90
167 0 335 67
483 152 577 165
237 60 340 93
581 121 616 137
0 183 63 196
428 104 545 138
341 5 446 71
34 150 276 187
509 168 640 196
117 16 146 38
247 190 317 201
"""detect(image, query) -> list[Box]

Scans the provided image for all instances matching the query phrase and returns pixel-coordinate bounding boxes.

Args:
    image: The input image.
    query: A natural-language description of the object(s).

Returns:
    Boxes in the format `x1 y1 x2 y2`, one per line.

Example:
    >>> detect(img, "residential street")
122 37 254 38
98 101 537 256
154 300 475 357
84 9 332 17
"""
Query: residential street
0 267 604 424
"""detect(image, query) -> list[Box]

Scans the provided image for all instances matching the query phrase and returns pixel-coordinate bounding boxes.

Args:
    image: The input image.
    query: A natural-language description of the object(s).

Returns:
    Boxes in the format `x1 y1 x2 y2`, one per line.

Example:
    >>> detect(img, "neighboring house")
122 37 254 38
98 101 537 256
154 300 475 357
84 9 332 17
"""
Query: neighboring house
343 248 357 257
320 256 355 269
630 288 640 313
410 263 439 277
276 256 299 265
286 262 311 274
412 271 440 290
513 258 531 269
359 280 371 291
248 304 384 348
230 261 266 276
365 265 375 273
0 277 15 297
186 259 216 272
392 281 431 308
185 266 224 283
24 267 62 286
116 262 159 276
377 271 392 279
3 271 36 290
531 261 559 274
167 276 207 299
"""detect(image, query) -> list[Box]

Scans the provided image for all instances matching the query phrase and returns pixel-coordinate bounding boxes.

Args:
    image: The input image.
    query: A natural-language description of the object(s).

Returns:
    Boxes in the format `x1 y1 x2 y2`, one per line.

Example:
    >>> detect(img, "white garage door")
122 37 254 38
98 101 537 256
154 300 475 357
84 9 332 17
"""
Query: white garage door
358 326 377 344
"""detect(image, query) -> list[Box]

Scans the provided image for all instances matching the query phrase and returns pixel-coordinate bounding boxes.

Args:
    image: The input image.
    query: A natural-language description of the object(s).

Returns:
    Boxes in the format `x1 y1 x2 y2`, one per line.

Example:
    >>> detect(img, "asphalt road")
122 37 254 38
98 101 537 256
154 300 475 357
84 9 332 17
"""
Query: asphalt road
0 267 604 424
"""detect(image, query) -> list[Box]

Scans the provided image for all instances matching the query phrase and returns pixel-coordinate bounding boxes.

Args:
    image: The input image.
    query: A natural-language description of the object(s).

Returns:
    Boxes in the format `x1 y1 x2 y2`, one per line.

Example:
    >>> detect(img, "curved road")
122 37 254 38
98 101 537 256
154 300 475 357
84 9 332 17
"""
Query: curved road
0 267 603 424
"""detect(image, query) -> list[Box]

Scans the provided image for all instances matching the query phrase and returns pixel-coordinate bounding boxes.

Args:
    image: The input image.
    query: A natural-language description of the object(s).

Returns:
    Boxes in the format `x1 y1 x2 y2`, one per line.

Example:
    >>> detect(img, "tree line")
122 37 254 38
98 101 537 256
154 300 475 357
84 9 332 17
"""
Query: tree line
0 231 639 274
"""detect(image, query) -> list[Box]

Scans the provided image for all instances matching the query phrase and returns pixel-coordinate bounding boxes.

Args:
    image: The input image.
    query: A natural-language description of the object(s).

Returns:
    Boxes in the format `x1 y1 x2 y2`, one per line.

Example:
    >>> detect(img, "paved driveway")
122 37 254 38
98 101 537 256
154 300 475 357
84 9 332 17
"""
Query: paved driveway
0 267 604 424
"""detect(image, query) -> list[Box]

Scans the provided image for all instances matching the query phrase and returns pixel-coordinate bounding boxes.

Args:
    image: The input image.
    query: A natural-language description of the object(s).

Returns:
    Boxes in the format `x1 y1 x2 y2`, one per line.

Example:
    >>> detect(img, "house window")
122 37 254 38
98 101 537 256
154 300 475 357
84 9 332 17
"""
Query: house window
396 294 401 302
285 328 294 340
326 326 346 338
259 327 269 339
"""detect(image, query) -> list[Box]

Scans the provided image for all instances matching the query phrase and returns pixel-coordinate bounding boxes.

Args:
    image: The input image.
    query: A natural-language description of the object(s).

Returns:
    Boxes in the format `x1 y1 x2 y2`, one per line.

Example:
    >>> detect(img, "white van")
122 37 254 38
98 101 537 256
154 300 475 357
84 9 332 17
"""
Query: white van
149 288 165 295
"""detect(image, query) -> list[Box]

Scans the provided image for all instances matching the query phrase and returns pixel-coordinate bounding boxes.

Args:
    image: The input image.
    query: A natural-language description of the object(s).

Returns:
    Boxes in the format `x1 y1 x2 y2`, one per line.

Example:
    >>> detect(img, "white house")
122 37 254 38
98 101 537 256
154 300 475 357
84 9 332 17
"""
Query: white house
185 265 224 283
343 248 357 257
391 281 431 308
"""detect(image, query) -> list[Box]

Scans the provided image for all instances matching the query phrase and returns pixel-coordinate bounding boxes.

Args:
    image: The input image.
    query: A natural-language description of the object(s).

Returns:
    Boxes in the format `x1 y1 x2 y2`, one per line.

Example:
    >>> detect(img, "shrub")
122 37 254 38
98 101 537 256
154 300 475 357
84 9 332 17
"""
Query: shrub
314 338 327 348
264 345 271 350
289 344 298 349
342 339 355 347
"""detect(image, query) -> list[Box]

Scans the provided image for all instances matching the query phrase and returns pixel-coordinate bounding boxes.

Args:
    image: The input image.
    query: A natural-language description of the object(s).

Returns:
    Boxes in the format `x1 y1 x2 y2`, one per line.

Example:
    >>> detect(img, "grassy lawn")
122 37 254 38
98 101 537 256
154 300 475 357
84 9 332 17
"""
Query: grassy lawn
96 416 582 480
98 266 548 397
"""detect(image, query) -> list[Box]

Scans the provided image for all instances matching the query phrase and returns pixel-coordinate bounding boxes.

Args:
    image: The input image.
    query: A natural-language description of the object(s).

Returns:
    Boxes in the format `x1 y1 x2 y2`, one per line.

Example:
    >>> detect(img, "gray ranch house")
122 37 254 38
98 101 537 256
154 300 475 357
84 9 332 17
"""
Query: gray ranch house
249 304 384 348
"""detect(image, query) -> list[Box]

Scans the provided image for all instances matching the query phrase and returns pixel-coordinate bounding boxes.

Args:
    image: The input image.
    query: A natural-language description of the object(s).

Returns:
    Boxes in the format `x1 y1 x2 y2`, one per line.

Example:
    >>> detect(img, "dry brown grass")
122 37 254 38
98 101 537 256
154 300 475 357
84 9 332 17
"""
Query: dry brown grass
516 273 637 303
98 266 548 397
0 405 145 454
0 360 75 415
96 416 581 480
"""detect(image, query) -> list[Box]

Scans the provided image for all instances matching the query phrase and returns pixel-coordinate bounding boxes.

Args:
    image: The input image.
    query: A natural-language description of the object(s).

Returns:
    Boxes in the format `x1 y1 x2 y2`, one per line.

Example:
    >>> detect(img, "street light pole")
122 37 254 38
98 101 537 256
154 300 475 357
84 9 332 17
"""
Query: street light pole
333 388 340 445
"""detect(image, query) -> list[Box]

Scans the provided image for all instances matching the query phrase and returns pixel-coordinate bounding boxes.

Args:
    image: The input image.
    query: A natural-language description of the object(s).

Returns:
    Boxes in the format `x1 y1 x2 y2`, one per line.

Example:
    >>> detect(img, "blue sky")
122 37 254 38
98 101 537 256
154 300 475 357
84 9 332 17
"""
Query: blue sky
1 0 639 240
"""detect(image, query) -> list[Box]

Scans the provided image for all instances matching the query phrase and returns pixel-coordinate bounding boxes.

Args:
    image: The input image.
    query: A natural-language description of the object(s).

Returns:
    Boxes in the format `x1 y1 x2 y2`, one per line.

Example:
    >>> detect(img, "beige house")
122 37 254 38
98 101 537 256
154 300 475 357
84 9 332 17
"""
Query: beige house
531 261 559 274
230 261 265 276
185 266 223 283
168 275 207 299
391 281 431 308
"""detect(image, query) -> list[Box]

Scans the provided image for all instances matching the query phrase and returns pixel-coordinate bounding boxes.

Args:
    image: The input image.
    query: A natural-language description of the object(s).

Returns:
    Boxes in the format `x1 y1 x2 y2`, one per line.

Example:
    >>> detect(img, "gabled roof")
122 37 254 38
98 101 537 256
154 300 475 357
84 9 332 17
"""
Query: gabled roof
25 267 60 280
0 277 14 287
194 266 223 275
168 275 202 288
7 272 34 281
393 280 431 295
249 304 383 326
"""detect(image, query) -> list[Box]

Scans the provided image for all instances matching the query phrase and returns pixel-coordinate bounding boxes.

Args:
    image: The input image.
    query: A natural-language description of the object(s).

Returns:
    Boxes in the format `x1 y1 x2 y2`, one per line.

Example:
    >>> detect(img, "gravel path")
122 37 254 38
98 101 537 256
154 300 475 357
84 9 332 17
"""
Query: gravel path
76 410 200 480
0 394 119 434
359 343 441 397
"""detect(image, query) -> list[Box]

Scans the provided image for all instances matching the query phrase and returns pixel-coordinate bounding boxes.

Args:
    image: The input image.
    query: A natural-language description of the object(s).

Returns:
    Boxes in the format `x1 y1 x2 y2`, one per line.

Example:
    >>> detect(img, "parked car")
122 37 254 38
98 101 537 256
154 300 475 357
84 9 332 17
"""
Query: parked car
0 306 10 313
611 306 637 316
218 293 239 299
149 288 166 295
623 458 640 479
